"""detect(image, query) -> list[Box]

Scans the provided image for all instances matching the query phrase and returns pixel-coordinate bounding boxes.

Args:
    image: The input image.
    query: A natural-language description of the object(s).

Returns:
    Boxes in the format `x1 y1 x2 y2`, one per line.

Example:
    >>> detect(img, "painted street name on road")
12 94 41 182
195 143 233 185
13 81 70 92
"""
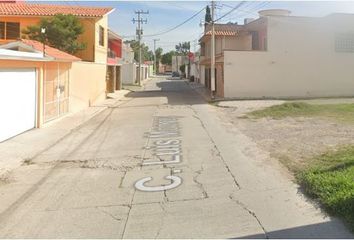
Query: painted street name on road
135 116 183 192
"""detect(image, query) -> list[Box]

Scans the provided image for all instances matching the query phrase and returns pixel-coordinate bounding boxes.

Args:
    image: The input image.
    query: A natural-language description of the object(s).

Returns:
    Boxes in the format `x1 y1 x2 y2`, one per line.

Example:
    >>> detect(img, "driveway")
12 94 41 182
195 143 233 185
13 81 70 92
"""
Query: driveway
0 77 352 238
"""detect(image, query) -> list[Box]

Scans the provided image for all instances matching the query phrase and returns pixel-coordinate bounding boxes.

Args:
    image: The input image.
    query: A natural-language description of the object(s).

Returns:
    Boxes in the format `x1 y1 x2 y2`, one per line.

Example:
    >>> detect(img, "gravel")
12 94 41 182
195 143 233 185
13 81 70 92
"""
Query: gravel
216 99 354 170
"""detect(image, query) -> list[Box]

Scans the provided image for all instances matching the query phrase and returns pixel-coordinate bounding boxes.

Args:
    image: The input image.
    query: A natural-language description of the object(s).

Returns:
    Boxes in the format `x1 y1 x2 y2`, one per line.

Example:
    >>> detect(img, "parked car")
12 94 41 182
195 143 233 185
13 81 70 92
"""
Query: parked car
172 72 180 77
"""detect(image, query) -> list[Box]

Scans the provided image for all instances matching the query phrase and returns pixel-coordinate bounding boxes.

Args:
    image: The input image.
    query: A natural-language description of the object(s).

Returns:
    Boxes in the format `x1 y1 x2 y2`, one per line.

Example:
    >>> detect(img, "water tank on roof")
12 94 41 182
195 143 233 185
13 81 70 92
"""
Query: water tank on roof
258 9 291 17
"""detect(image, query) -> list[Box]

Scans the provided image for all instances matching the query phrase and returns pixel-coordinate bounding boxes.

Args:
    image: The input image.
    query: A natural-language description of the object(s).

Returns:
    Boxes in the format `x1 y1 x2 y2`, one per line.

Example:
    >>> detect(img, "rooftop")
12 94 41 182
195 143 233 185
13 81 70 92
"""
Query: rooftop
0 2 114 17
0 39 81 62
203 23 245 37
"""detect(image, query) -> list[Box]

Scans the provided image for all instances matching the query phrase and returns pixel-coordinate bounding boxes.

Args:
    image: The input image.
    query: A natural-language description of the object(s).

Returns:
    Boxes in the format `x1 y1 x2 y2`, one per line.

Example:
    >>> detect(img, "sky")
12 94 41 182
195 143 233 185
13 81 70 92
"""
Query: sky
33 1 354 52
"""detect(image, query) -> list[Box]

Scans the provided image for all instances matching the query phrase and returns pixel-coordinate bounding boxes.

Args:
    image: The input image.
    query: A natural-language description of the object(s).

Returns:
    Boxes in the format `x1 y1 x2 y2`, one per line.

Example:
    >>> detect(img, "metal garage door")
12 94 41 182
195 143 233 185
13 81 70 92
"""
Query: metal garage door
0 69 36 142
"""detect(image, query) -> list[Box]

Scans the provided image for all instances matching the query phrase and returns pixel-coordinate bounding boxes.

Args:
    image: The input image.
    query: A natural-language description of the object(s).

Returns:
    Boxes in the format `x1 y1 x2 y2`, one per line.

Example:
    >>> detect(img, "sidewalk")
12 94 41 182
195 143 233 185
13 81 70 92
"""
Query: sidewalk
0 90 130 179
187 81 212 102
122 77 151 92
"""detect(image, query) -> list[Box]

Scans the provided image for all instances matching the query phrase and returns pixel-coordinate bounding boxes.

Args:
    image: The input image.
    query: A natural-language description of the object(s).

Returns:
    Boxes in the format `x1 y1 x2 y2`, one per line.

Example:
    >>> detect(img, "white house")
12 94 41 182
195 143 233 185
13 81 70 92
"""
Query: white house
200 9 354 99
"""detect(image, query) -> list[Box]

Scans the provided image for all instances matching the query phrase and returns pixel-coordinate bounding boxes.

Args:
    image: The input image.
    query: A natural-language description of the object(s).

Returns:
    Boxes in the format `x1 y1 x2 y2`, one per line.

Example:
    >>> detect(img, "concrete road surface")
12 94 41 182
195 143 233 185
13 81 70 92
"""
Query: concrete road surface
0 77 352 238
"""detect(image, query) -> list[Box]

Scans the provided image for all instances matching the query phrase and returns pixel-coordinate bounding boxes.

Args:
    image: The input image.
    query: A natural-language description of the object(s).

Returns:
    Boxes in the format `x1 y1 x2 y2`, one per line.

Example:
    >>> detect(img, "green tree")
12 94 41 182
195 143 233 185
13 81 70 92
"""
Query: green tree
161 51 175 65
155 47 163 72
175 42 190 55
179 64 186 74
205 5 212 24
146 50 154 61
176 42 191 75
155 47 163 62
22 14 86 54
125 40 153 62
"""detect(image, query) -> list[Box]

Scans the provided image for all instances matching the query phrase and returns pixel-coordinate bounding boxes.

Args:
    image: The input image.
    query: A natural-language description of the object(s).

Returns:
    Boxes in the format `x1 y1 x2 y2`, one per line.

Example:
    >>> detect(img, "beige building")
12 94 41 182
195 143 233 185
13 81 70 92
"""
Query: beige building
200 9 354 99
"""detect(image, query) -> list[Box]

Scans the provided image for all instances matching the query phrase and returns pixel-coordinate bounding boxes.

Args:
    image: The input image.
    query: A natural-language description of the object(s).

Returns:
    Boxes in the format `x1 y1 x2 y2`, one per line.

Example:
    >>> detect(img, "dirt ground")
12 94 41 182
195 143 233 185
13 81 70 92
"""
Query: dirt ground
215 99 354 171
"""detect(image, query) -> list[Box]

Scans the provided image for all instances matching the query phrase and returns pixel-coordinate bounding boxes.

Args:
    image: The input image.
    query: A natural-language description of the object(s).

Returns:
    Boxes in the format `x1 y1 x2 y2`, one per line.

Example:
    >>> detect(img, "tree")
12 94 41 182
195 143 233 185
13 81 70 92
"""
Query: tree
175 42 190 55
22 14 86 54
125 40 153 62
161 51 175 65
155 47 163 62
155 47 163 73
205 5 212 24
176 42 191 76
146 50 154 61
179 64 186 74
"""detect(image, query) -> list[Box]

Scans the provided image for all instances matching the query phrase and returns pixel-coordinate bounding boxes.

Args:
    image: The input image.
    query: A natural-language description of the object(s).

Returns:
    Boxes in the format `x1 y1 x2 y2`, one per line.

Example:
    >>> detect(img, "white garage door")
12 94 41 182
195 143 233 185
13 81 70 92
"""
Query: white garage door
0 69 36 142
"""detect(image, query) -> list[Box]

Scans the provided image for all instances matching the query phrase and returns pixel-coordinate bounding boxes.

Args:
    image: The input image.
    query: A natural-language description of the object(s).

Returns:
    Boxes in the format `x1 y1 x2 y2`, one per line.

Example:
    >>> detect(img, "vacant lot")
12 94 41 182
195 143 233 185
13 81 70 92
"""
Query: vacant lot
216 100 354 231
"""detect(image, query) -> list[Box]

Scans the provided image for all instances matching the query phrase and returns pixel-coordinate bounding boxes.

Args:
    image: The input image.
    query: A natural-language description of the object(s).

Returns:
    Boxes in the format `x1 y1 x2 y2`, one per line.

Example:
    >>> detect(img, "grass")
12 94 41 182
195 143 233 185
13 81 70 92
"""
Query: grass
297 146 354 230
247 102 354 123
246 102 354 230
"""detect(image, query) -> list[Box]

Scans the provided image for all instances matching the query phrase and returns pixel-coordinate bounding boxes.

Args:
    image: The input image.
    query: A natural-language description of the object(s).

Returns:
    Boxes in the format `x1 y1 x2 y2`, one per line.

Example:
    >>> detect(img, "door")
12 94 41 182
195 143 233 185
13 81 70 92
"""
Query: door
0 68 36 142
116 66 121 90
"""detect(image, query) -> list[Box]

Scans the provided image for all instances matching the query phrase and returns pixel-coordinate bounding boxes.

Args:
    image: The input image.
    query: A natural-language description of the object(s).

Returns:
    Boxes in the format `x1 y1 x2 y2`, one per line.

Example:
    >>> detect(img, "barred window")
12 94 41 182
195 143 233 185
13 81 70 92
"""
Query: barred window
0 22 4 39
335 33 354 52
6 22 20 40
0 22 20 40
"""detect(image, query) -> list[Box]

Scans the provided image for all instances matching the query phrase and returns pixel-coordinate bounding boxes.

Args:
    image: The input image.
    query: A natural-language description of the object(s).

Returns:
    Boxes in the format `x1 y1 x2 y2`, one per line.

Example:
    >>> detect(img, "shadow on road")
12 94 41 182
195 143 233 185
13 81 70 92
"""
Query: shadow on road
235 221 353 239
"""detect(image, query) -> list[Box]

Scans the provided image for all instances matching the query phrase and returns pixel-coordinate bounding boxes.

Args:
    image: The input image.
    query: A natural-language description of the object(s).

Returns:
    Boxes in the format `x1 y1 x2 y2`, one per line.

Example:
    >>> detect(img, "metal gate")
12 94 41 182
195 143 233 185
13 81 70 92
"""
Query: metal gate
43 62 69 122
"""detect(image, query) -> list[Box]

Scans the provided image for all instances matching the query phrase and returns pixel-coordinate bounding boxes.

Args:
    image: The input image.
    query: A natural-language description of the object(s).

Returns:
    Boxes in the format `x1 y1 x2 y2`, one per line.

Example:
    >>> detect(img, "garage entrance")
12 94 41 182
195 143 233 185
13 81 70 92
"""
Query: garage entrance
0 68 36 142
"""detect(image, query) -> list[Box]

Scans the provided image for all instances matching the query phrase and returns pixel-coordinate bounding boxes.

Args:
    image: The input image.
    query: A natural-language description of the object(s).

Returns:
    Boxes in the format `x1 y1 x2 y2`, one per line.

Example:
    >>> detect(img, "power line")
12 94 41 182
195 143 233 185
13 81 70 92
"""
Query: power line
214 1 247 22
123 6 206 38
221 1 270 22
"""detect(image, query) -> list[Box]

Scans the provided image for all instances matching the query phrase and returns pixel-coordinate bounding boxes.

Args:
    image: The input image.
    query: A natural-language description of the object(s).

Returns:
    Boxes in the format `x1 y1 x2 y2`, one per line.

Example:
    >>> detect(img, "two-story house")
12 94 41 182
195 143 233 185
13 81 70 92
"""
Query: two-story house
200 9 354 99
106 29 122 93
199 18 267 97
0 2 113 63
0 1 115 140
0 2 115 114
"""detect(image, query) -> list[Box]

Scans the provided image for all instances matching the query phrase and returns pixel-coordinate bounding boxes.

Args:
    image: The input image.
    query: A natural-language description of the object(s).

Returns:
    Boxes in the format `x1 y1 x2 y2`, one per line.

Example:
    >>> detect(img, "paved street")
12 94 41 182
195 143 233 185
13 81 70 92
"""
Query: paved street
0 76 352 238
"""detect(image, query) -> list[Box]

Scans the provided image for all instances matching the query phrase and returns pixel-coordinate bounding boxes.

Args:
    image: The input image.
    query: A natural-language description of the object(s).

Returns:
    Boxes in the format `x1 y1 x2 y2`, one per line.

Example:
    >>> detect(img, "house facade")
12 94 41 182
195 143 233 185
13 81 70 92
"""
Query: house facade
0 2 115 117
0 2 113 63
0 39 80 141
199 9 354 99
106 29 122 93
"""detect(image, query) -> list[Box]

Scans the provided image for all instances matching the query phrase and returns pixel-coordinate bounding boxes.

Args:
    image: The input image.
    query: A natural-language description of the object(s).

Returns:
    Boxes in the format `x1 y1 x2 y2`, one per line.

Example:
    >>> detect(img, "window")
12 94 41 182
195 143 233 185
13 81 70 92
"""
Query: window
99 26 104 46
0 22 20 40
6 22 20 39
200 42 205 56
0 22 4 39
251 31 259 50
335 33 354 52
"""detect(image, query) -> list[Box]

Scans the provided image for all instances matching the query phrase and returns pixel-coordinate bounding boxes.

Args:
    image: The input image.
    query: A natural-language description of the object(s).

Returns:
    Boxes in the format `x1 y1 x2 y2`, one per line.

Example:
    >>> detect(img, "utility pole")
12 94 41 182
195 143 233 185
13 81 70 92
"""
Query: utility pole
153 38 160 75
210 1 216 97
132 10 148 86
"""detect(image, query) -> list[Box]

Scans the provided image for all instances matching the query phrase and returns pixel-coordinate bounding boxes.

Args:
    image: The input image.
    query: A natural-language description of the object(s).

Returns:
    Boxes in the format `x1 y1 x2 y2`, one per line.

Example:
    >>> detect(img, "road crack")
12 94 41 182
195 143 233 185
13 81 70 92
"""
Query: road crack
229 194 269 239
96 206 125 222
192 163 209 199
189 107 241 190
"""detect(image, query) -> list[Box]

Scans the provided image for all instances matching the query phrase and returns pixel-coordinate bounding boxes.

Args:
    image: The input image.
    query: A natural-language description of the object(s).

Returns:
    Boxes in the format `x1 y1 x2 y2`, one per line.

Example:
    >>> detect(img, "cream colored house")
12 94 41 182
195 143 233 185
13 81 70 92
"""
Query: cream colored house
200 9 354 99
